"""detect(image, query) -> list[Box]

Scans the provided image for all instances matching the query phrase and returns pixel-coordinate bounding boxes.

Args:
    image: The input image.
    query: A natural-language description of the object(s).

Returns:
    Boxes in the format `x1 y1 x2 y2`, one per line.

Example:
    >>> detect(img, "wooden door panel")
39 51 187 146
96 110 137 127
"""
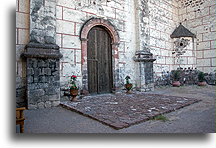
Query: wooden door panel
98 30 111 93
87 28 97 94
87 26 113 94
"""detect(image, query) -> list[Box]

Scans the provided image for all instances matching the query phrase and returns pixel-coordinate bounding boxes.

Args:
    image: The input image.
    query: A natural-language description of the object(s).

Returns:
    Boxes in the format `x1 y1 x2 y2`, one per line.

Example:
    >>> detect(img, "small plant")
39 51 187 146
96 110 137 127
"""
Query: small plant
198 72 205 82
173 70 180 81
125 76 133 92
153 115 169 122
69 75 78 90
125 76 131 84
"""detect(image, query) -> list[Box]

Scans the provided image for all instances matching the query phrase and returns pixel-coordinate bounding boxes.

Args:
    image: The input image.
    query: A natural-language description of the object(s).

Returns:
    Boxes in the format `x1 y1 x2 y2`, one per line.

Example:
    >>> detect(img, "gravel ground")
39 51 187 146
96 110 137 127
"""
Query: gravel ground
22 85 215 133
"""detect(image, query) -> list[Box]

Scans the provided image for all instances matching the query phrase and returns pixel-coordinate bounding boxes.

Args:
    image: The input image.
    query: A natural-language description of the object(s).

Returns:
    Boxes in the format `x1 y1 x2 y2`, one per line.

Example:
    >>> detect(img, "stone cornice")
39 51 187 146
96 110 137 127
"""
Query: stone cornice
21 43 62 59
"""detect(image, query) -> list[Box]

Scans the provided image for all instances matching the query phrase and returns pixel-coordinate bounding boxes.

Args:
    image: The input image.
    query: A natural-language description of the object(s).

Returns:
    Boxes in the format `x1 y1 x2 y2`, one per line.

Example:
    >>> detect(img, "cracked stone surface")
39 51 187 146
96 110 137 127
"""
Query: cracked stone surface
60 92 200 129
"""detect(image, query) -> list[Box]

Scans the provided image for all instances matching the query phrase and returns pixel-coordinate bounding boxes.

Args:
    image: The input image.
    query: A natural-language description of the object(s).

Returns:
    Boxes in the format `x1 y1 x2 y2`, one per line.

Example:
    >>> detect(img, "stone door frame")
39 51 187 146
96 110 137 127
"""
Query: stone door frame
80 18 120 92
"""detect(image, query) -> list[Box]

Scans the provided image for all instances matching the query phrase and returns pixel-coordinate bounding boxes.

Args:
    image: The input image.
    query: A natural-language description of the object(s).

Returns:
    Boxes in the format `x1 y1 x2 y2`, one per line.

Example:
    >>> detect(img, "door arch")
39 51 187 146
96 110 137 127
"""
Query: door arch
80 18 120 93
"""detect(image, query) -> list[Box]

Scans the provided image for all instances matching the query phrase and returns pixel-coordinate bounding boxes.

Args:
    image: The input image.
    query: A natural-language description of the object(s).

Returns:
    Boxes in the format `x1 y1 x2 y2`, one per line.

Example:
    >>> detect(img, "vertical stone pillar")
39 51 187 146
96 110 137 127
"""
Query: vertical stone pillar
134 0 155 91
21 0 62 109
134 0 150 51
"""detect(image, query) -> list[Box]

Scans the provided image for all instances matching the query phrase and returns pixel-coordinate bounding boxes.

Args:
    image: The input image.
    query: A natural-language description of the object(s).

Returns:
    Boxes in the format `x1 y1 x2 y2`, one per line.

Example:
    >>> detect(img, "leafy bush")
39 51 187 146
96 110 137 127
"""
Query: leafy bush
198 72 205 82
172 70 180 81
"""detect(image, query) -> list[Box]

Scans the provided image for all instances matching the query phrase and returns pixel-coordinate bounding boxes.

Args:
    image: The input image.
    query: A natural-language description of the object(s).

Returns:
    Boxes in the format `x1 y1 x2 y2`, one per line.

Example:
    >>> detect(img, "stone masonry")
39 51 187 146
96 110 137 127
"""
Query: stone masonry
26 57 61 109
16 0 216 107
20 0 62 109
178 0 216 73
22 43 62 109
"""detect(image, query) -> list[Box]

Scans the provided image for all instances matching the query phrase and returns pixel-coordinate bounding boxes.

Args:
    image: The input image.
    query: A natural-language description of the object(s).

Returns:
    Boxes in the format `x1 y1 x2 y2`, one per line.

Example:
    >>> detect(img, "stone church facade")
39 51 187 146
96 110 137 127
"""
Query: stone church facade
16 0 216 108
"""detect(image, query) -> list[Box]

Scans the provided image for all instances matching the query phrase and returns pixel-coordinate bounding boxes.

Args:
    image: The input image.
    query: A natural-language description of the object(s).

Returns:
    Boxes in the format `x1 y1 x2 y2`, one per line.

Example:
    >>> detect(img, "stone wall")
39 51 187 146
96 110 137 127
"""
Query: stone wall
148 0 179 77
56 0 137 90
26 58 60 109
16 0 216 107
16 0 30 107
178 0 216 73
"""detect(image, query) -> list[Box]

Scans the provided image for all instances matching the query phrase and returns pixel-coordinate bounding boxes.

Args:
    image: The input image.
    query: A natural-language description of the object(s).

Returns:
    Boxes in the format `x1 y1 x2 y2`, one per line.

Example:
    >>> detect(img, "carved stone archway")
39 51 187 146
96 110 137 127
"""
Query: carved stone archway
80 18 120 92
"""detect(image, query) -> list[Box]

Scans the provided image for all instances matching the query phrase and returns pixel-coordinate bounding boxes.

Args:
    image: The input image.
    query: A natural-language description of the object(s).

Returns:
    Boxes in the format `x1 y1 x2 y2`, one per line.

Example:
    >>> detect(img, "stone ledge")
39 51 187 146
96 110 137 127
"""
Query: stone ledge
25 42 60 50
133 50 156 62
21 43 63 59
21 52 63 59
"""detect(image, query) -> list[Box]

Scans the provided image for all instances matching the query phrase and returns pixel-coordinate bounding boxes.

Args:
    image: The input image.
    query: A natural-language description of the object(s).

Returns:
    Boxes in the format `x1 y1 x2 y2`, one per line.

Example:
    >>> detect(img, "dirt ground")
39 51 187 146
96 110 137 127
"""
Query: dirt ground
21 85 215 133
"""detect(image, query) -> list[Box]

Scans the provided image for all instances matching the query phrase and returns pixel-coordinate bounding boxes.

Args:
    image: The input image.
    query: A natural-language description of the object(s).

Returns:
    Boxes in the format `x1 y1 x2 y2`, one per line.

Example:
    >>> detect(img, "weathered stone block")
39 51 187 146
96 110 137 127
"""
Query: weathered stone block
107 0 125 10
57 0 76 9
27 76 34 83
18 29 30 45
62 35 81 49
27 68 34 76
62 62 82 76
102 6 116 19
29 89 45 97
56 34 62 47
63 8 86 23
16 12 29 28
45 101 52 108
56 20 75 35
203 32 216 41
211 40 216 49
211 58 216 67
156 56 166 64
165 57 173 65
43 94 60 101
195 7 209 18
115 9 126 20
197 59 211 66
75 50 82 63
38 60 46 68
44 87 59 95
197 41 211 50
44 68 52 75
187 57 196 65
56 5 63 19
187 18 202 28
197 51 203 58
60 49 75 63
39 76 46 82
38 102 45 109
52 101 60 107
204 50 216 58
210 4 216 14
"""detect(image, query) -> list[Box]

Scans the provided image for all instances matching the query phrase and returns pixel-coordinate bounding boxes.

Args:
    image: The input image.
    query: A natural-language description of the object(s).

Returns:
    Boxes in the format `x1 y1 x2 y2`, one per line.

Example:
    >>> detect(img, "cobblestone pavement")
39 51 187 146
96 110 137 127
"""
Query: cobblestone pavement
23 85 215 133
60 91 200 129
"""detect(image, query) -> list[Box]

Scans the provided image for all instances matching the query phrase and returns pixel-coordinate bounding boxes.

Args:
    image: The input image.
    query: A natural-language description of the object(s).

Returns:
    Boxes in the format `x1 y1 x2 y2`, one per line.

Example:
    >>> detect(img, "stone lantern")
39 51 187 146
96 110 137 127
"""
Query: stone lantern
170 23 196 68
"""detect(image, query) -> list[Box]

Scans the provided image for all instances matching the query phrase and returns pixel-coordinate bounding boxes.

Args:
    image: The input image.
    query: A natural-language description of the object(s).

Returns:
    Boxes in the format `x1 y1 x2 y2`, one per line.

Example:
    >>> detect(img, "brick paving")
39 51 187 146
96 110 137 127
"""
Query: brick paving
60 92 200 129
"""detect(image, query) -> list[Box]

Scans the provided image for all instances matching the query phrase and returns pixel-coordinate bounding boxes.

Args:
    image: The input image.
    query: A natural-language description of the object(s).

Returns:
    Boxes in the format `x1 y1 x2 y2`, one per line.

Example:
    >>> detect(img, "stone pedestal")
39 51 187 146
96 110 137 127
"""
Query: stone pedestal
133 50 156 91
20 0 62 109
22 43 62 109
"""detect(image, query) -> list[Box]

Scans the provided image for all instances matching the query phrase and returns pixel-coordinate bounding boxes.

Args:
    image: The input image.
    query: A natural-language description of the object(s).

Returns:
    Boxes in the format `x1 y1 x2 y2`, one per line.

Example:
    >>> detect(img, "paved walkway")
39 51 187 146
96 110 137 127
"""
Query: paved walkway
60 92 200 129
23 85 215 133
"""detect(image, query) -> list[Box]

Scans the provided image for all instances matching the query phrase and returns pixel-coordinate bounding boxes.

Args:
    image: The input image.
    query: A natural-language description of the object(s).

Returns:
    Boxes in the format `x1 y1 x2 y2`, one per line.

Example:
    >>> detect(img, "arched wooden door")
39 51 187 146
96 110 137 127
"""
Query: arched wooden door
87 26 113 94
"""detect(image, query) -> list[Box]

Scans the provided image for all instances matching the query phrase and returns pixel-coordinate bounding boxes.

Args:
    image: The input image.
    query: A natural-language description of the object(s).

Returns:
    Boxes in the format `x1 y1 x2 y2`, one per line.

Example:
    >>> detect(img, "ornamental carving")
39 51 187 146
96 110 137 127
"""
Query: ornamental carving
173 38 190 56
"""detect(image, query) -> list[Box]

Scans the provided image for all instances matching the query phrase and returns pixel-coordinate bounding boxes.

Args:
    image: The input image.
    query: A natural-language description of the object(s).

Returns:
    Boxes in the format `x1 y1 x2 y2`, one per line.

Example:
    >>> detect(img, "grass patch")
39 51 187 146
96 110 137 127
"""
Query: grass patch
153 115 169 122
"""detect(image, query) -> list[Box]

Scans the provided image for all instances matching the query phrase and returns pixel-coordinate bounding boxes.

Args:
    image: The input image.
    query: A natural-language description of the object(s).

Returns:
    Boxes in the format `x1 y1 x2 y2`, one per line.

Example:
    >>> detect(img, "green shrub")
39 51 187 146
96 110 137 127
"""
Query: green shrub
172 70 180 81
198 72 205 82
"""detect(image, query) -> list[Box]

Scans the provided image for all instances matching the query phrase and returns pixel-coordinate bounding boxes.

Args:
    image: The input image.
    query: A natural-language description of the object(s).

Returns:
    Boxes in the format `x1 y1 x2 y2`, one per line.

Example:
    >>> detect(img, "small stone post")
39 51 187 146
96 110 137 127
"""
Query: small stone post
133 50 156 91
